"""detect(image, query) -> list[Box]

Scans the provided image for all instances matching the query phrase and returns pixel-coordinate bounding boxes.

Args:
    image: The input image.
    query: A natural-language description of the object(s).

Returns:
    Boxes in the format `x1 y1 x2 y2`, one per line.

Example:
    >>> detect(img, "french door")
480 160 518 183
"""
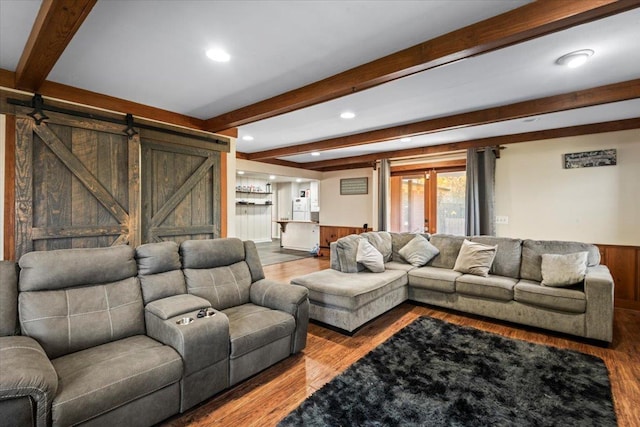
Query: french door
390 170 466 235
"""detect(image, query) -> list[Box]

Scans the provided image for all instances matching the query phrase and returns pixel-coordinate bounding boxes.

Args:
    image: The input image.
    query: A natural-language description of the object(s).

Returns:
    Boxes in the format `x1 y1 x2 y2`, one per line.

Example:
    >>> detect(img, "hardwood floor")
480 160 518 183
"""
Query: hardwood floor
162 257 640 427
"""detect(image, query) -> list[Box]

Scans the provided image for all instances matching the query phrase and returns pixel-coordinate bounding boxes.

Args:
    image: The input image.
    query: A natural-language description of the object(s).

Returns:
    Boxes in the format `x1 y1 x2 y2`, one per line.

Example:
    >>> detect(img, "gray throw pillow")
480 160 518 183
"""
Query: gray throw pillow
398 235 440 267
541 251 588 287
356 238 385 273
453 239 497 277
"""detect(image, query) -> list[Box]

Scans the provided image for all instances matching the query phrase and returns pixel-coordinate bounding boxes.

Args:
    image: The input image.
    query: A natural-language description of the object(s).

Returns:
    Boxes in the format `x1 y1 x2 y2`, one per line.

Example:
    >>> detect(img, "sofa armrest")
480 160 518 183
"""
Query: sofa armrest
584 265 614 342
250 279 310 353
0 336 58 427
330 242 341 271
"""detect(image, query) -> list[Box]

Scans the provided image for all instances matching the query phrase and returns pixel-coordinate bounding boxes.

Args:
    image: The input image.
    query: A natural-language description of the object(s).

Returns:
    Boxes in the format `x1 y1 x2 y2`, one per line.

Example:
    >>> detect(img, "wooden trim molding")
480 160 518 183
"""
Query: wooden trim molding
391 159 466 176
220 152 227 238
596 243 640 311
204 0 638 131
247 80 640 161
15 0 97 91
3 115 16 260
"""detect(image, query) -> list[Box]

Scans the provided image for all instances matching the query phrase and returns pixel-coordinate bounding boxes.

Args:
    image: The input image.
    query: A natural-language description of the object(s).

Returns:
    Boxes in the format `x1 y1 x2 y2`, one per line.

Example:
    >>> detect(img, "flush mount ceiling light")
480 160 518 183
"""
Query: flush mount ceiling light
242 135 254 141
555 49 594 68
237 171 244 175
269 175 276 180
400 137 412 143
340 111 356 119
296 178 302 182
206 48 231 62
311 152 320 156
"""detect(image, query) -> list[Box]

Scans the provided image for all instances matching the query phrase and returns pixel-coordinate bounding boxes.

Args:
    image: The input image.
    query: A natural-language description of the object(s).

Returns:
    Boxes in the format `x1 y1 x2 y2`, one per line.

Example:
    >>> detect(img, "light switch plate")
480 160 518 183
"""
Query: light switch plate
495 215 509 225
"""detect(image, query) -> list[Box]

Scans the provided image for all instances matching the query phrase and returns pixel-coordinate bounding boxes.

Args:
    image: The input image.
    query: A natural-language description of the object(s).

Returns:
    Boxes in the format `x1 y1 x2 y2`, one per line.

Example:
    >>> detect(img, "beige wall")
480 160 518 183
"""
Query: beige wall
495 129 640 245
319 168 376 228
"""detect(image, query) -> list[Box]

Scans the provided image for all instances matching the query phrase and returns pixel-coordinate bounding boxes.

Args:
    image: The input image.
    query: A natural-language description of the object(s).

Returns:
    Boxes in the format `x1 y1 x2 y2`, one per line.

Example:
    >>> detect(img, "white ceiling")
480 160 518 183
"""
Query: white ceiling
0 0 638 167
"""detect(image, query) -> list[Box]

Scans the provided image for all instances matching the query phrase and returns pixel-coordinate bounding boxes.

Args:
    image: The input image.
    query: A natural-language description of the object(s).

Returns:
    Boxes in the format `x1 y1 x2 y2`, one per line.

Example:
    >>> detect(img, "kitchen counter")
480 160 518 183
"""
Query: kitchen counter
275 221 319 251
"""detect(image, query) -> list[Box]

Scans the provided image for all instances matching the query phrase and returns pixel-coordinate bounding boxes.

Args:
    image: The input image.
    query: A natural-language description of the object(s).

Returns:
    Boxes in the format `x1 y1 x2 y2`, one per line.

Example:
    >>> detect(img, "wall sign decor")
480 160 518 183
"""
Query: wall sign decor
340 177 368 195
563 149 617 169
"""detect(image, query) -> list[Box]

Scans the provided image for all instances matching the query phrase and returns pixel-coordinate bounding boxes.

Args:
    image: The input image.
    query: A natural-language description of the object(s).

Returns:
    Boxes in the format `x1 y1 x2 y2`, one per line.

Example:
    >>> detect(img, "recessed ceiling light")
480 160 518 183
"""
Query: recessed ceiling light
237 171 244 175
296 178 302 183
206 48 231 62
311 152 320 156
400 137 412 143
242 135 254 141
340 111 356 119
269 175 276 180
555 49 594 68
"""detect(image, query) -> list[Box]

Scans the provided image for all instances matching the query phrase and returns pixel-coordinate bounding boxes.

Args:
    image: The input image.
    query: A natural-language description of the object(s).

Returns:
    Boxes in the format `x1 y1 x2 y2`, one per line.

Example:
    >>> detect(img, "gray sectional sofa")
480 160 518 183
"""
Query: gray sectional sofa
291 232 614 342
0 238 309 427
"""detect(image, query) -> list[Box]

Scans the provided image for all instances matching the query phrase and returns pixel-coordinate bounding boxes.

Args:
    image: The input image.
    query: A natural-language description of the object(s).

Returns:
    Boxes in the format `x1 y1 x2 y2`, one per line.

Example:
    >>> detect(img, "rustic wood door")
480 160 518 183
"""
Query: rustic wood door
141 139 221 244
14 115 139 259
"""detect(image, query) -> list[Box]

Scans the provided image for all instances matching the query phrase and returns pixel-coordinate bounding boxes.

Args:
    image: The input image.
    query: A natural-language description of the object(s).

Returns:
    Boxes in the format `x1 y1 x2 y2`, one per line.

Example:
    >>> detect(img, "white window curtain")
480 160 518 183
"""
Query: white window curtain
465 148 496 236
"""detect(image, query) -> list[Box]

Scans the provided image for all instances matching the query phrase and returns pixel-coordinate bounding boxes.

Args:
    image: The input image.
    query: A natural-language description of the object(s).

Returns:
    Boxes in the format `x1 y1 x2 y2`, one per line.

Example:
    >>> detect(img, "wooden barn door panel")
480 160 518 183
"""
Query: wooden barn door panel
141 140 220 244
14 117 138 258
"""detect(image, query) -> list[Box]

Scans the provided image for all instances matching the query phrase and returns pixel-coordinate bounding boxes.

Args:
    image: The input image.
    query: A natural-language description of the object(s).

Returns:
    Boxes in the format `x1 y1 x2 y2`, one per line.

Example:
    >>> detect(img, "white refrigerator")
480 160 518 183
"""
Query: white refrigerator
292 198 310 221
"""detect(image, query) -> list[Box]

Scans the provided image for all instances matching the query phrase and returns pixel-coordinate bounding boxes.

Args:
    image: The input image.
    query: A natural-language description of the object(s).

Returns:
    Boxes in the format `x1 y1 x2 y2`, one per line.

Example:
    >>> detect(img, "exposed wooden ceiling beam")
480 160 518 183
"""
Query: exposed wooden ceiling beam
305 117 640 171
246 79 640 161
204 0 639 131
0 69 15 88
15 0 97 91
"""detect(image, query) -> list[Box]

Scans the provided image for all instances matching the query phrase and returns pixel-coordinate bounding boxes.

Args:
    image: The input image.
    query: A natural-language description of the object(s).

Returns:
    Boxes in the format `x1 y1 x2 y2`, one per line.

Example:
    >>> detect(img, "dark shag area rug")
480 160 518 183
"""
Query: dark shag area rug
279 317 616 427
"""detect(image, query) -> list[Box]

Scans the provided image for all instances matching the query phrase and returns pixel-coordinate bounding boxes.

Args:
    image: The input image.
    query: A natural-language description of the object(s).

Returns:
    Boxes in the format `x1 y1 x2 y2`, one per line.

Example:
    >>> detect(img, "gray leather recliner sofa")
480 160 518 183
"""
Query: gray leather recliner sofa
290 232 614 342
0 238 309 427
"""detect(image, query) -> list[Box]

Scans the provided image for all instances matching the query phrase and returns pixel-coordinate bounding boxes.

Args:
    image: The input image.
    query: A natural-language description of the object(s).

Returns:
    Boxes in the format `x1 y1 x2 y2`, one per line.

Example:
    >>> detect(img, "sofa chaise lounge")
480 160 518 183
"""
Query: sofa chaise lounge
0 237 309 427
290 232 614 342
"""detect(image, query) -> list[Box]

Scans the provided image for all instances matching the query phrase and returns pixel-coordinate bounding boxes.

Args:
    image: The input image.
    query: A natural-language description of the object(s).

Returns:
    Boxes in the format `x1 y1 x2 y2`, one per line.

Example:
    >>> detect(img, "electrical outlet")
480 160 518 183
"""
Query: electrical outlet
495 215 509 225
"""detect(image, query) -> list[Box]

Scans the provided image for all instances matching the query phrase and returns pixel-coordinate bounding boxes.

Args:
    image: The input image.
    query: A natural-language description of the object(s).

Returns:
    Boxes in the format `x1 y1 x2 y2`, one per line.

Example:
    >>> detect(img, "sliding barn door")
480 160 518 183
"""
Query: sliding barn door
141 139 221 244
14 116 139 259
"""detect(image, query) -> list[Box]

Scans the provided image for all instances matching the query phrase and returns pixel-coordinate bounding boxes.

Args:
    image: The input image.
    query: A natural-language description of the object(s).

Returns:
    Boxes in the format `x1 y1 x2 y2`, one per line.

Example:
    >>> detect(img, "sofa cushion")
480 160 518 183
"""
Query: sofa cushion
18 245 137 292
384 261 416 272
136 241 181 276
471 236 523 278
336 234 366 273
139 270 187 306
181 238 245 269
184 261 253 310
541 252 588 287
391 233 420 262
408 267 462 293
356 239 385 273
136 241 186 305
398 235 440 267
361 231 393 262
19 277 145 359
51 335 182 427
290 268 407 310
455 274 517 301
0 260 19 336
428 234 466 269
453 239 497 277
514 280 586 313
223 303 295 359
520 240 600 282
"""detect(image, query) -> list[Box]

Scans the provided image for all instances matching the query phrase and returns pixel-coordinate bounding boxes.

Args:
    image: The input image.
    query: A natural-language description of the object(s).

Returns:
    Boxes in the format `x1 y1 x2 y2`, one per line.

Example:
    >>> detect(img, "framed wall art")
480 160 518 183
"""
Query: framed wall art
563 149 617 169
340 177 368 195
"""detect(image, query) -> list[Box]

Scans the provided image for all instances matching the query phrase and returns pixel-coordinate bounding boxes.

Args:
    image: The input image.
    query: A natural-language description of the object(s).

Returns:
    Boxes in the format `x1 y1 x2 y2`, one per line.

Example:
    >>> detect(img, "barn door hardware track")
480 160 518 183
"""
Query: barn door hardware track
7 94 228 146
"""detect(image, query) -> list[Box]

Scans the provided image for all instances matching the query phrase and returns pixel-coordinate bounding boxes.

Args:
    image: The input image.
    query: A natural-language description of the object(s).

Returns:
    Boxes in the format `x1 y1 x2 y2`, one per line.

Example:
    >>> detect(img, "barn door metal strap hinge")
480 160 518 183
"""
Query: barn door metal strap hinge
123 114 139 139
27 94 49 125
